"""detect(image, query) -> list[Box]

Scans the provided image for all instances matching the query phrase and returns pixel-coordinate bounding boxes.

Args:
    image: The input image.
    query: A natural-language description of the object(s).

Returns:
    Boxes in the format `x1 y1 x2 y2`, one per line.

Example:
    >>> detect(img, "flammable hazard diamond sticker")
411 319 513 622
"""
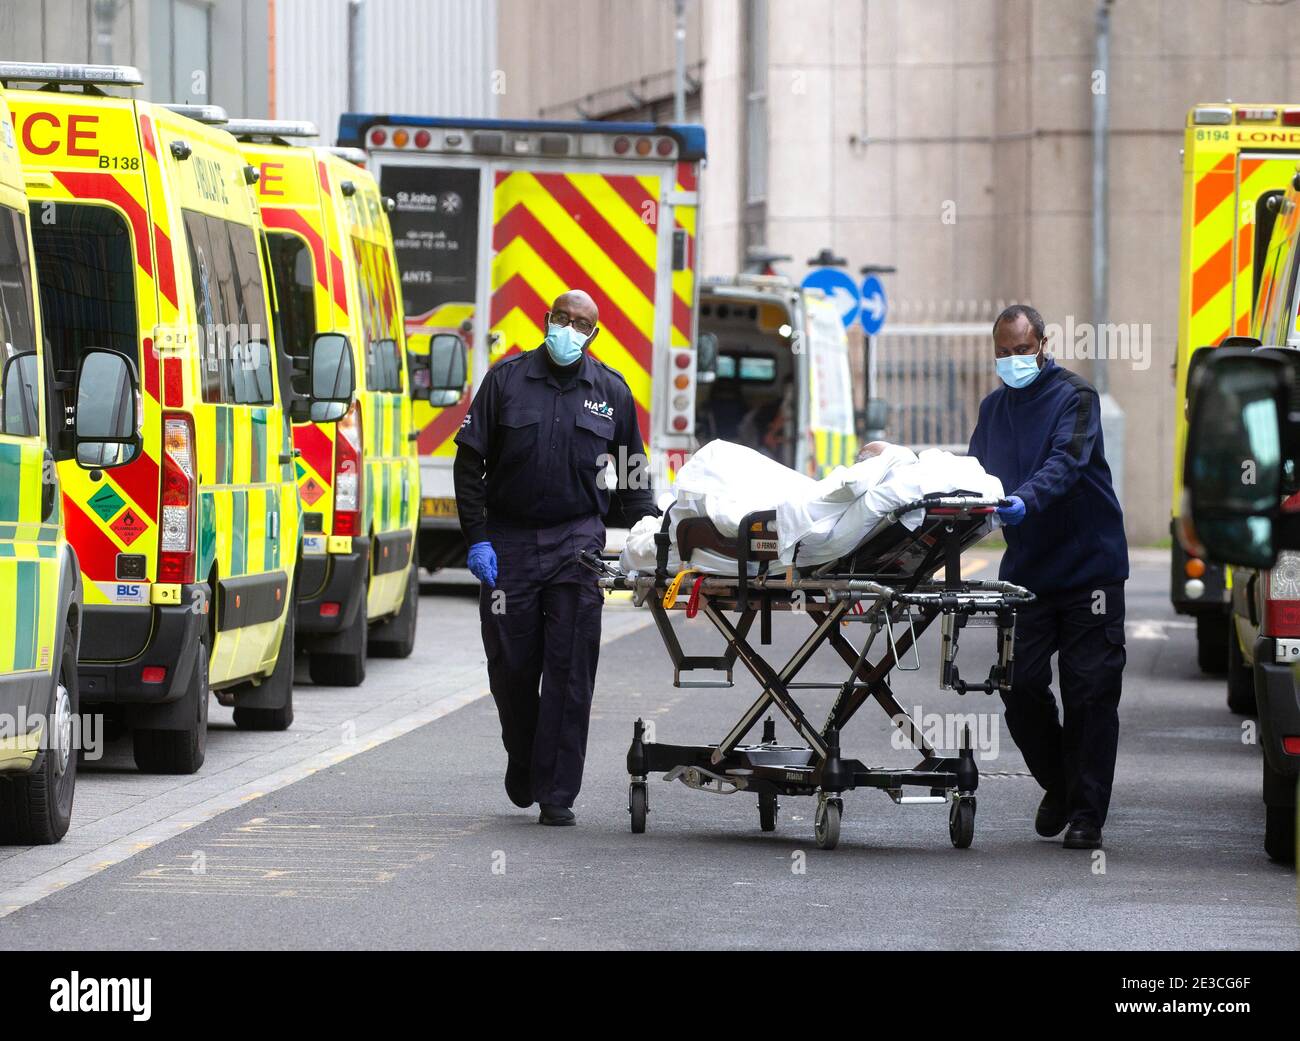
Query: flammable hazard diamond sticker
300 477 325 506
109 507 147 546
88 484 126 521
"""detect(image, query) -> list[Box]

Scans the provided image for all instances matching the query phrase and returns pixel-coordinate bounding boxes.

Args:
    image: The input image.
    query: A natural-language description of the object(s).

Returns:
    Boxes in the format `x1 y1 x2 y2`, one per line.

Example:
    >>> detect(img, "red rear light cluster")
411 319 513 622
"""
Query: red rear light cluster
332 402 364 538
667 348 695 434
613 135 675 158
1264 551 1300 637
1283 736 1300 756
158 414 196 584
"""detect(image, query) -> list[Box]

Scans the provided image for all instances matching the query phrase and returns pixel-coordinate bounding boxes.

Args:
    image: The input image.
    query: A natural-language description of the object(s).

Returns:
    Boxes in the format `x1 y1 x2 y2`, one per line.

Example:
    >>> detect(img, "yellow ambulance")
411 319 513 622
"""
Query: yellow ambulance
1 64 354 772
0 85 83 842
1173 103 1300 674
230 121 420 686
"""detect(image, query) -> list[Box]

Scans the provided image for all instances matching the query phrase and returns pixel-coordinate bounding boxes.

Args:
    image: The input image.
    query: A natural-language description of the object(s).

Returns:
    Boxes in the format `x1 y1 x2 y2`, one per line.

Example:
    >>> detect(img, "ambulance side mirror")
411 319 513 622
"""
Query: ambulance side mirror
1180 348 1300 569
409 333 467 406
307 332 355 423
73 349 141 470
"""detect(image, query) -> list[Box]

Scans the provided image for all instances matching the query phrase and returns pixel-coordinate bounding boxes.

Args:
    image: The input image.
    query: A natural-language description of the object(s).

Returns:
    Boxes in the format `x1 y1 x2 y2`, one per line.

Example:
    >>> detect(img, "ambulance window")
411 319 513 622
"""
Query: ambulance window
182 211 274 405
0 207 39 437
29 203 138 432
266 232 316 361
351 236 403 393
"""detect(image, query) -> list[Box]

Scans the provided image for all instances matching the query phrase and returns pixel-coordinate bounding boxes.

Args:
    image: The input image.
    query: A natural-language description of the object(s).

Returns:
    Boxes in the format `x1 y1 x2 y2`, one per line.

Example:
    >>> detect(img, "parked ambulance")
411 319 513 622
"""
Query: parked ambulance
338 115 705 568
0 83 82 842
230 120 421 685
1172 103 1300 675
2 64 353 771
694 274 857 475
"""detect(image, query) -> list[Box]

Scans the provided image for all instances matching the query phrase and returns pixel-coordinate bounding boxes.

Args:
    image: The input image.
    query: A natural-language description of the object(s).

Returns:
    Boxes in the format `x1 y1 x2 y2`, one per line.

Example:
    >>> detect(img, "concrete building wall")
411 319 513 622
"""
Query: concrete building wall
493 0 1300 545
0 0 268 114
273 0 497 143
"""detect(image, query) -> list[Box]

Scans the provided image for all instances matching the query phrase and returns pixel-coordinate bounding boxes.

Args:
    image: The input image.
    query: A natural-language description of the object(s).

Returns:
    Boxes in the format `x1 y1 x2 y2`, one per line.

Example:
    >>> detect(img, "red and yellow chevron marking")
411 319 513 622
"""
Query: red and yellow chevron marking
1175 123 1300 508
490 169 667 444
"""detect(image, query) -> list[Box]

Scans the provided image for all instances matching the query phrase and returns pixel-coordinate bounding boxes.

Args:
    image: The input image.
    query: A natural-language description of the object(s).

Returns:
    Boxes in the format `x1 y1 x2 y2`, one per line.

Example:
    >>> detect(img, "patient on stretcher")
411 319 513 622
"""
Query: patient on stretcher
620 439 1004 575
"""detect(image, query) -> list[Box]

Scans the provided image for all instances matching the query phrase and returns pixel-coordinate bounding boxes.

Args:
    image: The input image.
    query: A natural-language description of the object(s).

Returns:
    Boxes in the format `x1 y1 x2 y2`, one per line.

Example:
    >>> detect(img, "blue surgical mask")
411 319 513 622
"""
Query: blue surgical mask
544 323 589 366
996 350 1042 389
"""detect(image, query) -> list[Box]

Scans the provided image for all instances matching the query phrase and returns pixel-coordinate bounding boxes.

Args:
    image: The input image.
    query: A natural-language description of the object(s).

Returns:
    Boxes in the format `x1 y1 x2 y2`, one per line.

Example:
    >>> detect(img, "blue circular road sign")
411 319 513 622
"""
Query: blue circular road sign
860 275 888 335
801 268 860 329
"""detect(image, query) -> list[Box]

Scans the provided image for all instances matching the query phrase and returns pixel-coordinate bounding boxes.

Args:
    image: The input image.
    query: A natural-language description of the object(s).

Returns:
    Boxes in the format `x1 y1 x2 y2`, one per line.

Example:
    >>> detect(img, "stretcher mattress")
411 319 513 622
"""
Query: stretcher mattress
620 440 1004 574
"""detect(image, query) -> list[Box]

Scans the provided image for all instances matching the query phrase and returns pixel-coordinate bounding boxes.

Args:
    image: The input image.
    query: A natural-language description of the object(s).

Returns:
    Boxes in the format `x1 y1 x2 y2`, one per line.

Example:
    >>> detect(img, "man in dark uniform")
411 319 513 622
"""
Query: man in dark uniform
453 289 656 826
968 304 1129 850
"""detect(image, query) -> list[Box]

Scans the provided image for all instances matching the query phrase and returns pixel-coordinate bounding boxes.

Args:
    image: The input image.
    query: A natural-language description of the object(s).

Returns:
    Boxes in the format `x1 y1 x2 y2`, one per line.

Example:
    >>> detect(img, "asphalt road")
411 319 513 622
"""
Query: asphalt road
0 552 1296 950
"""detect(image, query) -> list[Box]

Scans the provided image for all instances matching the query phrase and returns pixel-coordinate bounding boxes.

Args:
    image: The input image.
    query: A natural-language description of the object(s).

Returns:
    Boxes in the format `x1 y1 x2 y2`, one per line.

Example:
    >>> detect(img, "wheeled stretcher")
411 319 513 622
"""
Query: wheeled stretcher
580 493 1034 850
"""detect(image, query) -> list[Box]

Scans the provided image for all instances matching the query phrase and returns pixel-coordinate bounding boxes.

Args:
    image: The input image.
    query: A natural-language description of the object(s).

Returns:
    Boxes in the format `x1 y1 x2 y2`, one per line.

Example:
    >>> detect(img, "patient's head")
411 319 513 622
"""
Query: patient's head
856 440 891 461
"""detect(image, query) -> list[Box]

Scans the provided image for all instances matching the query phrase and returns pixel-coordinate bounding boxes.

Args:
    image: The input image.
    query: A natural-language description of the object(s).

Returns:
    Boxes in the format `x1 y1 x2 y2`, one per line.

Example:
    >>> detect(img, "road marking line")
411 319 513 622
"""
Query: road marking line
0 605 656 919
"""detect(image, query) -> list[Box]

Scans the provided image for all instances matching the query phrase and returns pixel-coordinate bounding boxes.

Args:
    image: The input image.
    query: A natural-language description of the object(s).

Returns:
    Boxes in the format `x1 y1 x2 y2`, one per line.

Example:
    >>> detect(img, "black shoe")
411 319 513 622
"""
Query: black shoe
1035 790 1069 838
505 760 533 808
538 804 576 826
1063 821 1103 849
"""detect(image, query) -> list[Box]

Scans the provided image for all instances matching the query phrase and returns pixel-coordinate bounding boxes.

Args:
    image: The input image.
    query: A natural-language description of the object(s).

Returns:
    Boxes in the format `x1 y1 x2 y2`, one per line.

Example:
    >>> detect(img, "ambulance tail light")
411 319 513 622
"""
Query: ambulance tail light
159 415 196 584
333 402 364 537
1263 551 1300 638
667 349 695 434
1284 110 1300 127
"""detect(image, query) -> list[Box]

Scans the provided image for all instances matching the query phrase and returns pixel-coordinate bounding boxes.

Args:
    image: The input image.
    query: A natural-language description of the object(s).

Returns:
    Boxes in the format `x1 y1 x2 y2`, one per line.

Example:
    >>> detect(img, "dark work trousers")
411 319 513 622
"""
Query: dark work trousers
1001 581 1126 829
479 515 605 808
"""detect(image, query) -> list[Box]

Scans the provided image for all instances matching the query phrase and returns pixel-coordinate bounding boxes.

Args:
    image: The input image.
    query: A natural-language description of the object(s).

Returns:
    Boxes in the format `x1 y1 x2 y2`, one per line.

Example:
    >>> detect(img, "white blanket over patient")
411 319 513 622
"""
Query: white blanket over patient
619 440 1003 574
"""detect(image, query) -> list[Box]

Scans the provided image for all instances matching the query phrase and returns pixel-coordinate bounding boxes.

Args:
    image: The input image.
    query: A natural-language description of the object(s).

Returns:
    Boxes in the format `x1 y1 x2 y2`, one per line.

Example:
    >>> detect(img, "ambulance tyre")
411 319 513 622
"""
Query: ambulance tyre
0 627 78 844
369 560 418 659
1196 615 1228 675
1225 626 1257 716
133 632 208 775
233 601 296 732
309 587 367 687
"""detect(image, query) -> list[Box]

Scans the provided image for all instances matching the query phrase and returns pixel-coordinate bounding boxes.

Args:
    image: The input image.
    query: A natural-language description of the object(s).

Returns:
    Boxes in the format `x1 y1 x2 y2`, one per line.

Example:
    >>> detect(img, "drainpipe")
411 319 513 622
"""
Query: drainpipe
348 0 366 113
673 0 687 123
1092 0 1125 509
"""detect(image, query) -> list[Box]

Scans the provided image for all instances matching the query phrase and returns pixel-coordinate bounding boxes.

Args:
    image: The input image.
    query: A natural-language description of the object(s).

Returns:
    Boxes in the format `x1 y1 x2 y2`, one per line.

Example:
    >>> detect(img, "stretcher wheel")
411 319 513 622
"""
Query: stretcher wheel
758 793 778 832
814 797 841 850
949 796 976 849
629 782 648 834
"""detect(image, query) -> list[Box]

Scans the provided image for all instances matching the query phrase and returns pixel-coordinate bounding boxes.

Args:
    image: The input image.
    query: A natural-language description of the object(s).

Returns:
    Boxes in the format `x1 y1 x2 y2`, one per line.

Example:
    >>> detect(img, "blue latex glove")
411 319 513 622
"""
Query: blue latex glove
467 541 498 587
996 495 1026 526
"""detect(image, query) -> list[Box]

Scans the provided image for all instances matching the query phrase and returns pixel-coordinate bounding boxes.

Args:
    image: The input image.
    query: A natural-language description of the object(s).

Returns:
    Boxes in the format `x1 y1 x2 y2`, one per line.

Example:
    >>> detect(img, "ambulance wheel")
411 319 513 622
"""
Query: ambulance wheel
629 782 648 834
369 559 418 659
133 632 208 775
1225 626 1257 716
814 796 841 850
0 629 78 844
233 601 295 732
758 792 778 832
309 587 367 687
949 795 976 849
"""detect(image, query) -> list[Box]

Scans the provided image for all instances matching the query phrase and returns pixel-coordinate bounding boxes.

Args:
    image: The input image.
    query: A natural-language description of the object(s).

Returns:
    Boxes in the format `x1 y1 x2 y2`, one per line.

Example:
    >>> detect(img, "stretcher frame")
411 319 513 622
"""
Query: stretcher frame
580 493 1033 850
